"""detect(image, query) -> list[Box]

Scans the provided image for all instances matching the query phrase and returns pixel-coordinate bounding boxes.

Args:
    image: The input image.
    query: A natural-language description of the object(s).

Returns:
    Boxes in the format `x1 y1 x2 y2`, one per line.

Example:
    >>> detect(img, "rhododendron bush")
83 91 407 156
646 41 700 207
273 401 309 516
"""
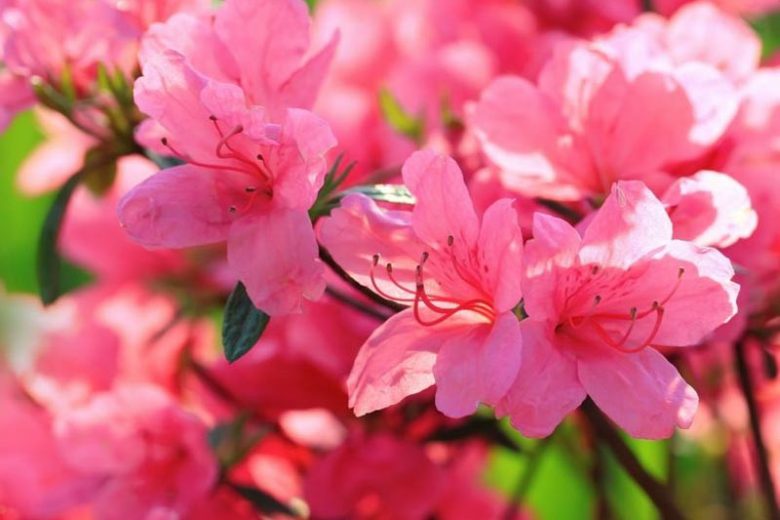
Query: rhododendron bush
3 0 780 518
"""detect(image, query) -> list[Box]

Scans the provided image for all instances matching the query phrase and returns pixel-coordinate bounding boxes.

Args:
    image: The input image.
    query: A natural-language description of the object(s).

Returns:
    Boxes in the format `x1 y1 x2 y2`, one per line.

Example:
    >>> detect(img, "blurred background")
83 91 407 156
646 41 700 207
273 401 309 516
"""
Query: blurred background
2 3 780 519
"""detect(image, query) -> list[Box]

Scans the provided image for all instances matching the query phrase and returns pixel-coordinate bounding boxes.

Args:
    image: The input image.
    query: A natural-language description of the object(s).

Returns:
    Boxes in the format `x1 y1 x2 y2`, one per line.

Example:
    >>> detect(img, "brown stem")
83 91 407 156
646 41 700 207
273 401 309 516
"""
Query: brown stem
581 399 687 520
325 286 390 321
734 339 780 520
318 245 405 313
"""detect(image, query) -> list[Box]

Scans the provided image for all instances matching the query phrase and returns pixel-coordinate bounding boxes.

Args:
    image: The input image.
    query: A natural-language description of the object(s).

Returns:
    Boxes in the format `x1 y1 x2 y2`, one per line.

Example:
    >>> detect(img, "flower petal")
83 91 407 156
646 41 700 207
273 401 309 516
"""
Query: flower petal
402 150 480 248
227 208 325 315
433 312 523 417
347 310 450 416
579 180 672 269
578 346 698 439
318 193 424 302
476 199 524 313
497 320 586 437
117 165 242 248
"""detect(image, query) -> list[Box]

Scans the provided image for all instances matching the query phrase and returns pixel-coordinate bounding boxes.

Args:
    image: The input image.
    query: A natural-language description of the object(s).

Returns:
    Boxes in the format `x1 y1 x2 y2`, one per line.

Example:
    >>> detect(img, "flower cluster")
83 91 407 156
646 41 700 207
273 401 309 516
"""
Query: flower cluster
1 0 780 518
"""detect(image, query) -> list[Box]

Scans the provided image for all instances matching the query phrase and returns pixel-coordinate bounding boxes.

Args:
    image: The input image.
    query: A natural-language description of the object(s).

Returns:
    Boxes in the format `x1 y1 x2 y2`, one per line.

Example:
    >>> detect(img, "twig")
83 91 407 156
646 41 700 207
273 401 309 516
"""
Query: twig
318 245 405 313
325 286 390 321
734 340 780 520
502 438 552 520
581 399 687 520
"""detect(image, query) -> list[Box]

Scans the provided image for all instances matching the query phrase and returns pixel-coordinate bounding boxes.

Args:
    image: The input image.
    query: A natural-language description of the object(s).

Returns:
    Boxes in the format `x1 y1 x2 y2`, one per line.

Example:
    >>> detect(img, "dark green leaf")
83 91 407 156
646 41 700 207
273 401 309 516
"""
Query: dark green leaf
229 483 302 517
222 282 270 363
37 171 83 305
378 88 424 142
344 184 416 205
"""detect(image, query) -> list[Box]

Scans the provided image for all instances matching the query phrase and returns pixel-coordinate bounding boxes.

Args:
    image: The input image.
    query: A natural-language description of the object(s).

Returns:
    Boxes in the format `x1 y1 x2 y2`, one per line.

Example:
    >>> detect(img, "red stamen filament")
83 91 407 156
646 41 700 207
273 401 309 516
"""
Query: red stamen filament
561 268 685 353
368 252 496 325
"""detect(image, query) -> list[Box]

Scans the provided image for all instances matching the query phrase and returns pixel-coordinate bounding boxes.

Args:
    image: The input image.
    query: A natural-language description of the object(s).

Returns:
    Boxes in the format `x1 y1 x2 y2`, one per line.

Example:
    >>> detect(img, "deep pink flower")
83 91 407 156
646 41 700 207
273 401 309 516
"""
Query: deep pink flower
54 384 217 519
304 433 445 519
319 150 524 417
499 181 738 438
118 49 336 314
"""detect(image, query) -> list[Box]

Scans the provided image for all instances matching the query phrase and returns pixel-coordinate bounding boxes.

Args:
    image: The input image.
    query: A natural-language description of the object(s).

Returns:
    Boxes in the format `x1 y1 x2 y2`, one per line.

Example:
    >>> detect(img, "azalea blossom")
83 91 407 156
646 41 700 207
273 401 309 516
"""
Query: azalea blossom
320 150 524 417
118 47 336 314
469 3 750 201
499 181 739 438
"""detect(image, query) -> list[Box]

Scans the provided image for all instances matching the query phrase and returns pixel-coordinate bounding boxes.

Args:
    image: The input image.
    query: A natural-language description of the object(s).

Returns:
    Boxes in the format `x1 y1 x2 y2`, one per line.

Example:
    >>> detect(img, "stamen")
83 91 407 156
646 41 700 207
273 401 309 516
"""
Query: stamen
160 137 255 175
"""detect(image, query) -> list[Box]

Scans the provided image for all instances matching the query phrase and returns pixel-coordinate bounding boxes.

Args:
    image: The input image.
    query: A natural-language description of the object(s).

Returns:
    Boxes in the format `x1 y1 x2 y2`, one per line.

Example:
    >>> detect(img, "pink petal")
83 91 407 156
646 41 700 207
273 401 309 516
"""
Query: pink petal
227 208 325 315
663 170 757 248
117 165 241 248
476 199 524 313
318 193 424 302
433 312 523 417
134 49 216 161
642 240 739 347
348 310 455 416
523 213 582 322
277 32 340 111
214 0 320 116
402 149 479 247
470 75 586 200
270 108 338 210
579 180 672 269
577 346 698 439
666 2 760 83
585 69 699 178
497 320 585 437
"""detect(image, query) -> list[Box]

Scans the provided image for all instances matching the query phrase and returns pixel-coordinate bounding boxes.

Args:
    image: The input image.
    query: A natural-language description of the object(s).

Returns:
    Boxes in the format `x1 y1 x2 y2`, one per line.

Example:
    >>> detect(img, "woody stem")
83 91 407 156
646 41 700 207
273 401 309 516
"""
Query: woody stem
581 399 687 520
734 339 780 520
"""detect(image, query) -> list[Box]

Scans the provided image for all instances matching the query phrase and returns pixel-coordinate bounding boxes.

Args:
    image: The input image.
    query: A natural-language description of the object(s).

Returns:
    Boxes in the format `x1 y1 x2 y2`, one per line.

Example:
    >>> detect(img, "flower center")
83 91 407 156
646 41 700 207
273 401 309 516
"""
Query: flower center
159 115 274 216
368 238 496 327
559 267 685 353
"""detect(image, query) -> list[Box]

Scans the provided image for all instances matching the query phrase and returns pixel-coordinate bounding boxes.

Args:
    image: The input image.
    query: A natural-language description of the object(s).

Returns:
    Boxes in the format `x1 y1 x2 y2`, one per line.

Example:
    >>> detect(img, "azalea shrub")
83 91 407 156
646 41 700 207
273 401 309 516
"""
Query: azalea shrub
2 0 780 518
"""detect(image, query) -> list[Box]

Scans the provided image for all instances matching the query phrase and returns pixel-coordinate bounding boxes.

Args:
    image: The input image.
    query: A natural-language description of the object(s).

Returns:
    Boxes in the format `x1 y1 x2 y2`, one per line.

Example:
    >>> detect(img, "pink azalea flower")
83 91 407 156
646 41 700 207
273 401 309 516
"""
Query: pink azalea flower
470 5 745 201
53 384 217 519
319 150 524 417
139 0 338 120
111 0 210 31
0 0 138 90
118 48 337 314
304 432 445 519
499 181 739 439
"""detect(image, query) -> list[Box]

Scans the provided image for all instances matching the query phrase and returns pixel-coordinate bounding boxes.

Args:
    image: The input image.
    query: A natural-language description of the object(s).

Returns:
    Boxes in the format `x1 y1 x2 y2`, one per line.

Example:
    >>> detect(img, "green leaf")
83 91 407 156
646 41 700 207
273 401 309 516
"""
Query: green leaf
222 282 270 363
344 184 416 205
229 483 302 517
309 153 356 219
37 171 83 305
378 88 424 142
208 413 267 469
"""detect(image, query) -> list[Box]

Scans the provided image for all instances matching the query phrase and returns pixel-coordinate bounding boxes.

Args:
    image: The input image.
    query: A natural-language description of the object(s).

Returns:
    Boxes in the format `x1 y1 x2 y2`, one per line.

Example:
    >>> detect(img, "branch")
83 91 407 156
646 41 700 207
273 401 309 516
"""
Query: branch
581 399 687 520
734 340 780 520
325 286 390 321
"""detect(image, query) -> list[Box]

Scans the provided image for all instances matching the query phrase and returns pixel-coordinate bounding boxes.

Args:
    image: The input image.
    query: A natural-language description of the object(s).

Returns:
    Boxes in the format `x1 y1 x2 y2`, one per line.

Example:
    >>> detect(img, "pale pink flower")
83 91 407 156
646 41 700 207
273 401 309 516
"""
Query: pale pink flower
499 181 739 439
111 0 210 30
319 150 524 417
0 68 33 130
662 170 757 248
118 49 336 314
53 384 217 520
139 0 338 120
470 6 745 201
